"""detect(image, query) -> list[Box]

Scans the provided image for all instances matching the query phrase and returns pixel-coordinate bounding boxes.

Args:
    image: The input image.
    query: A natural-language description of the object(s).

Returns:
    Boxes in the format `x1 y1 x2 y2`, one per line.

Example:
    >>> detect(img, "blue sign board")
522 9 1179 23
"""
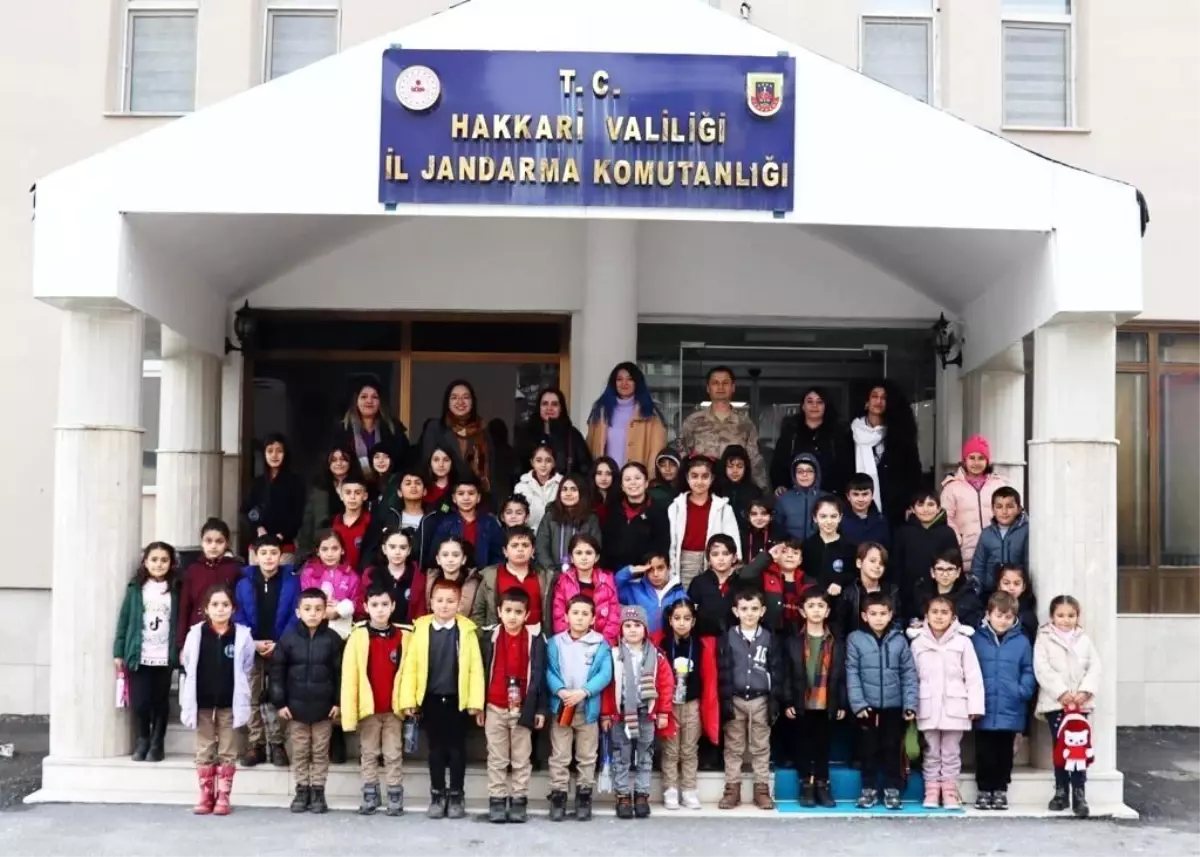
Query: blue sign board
379 50 795 211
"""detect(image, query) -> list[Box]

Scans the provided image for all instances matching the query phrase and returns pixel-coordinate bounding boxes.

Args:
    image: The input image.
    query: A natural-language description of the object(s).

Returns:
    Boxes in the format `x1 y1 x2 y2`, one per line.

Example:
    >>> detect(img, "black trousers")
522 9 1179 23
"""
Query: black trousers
793 709 832 781
128 665 173 738
857 708 905 791
974 729 1016 791
423 694 468 793
1046 710 1087 788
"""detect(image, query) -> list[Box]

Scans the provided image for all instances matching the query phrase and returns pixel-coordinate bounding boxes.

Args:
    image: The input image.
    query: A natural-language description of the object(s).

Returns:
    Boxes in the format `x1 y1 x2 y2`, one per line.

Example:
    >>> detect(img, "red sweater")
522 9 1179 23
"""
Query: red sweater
334 511 371 570
682 497 711 552
486 627 530 709
177 557 243 649
367 625 403 715
497 565 542 627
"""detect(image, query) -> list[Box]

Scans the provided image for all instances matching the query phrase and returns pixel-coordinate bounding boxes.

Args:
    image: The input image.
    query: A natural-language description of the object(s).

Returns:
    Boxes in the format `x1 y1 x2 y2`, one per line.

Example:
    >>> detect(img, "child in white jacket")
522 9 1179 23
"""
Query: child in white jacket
1034 594 1101 819
514 442 563 532
668 455 740 590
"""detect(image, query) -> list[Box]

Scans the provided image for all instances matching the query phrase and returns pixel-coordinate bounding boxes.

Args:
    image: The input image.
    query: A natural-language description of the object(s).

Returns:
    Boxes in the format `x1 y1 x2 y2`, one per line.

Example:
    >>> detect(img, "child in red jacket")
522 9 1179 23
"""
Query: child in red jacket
177 518 242 649
658 599 720 811
601 605 674 820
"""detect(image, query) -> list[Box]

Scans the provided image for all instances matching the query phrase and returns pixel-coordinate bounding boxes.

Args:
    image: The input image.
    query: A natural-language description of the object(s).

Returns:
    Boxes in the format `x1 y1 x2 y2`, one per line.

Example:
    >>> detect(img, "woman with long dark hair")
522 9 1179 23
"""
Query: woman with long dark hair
600 461 670 572
535 473 601 572
513 386 592 479
417 379 501 496
584 362 667 472
770 386 851 495
848 380 923 527
240 432 307 561
296 444 365 559
333 377 409 475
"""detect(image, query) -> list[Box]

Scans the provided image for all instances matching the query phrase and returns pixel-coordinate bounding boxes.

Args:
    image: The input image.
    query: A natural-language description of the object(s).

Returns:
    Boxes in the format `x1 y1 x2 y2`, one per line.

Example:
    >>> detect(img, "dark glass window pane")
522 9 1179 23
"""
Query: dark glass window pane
1115 372 1149 568
411 321 561 354
1160 372 1200 567
1158 333 1200 364
1116 331 1148 362
254 318 401 352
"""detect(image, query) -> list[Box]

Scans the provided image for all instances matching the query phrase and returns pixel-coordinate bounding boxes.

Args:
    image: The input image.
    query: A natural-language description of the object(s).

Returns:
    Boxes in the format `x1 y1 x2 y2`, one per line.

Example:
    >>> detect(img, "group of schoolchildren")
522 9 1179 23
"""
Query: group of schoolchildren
112 431 1101 820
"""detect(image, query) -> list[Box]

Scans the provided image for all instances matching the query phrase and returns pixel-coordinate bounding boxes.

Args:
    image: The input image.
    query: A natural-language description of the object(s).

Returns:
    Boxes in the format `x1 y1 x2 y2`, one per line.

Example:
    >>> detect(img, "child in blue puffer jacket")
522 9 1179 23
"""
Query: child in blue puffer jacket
971 591 1035 811
846 591 918 811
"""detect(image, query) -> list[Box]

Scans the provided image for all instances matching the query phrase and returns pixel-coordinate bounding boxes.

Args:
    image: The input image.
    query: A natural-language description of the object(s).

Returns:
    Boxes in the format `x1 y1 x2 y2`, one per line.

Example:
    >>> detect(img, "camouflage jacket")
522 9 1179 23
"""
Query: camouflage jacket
678 408 768 489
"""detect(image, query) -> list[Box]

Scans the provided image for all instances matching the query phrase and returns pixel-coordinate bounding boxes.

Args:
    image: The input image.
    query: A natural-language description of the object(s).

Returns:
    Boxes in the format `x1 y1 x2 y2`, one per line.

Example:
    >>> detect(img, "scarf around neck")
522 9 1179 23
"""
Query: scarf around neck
618 639 658 738
448 416 490 491
346 411 381 472
850 417 886 511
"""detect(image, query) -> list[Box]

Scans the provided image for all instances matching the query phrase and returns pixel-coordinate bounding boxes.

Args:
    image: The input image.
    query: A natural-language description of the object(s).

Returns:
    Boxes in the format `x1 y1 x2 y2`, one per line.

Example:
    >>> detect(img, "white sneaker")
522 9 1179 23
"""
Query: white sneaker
681 789 702 810
663 787 680 810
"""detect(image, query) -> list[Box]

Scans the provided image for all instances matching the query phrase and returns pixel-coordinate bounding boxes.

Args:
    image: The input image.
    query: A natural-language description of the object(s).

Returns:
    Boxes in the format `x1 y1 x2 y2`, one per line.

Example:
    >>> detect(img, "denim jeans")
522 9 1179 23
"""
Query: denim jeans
610 710 655 795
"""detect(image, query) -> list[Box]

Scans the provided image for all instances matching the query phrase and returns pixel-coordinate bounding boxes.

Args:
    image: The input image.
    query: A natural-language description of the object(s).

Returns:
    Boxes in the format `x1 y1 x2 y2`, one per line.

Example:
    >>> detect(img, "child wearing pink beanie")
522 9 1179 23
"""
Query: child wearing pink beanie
939 435 1008 569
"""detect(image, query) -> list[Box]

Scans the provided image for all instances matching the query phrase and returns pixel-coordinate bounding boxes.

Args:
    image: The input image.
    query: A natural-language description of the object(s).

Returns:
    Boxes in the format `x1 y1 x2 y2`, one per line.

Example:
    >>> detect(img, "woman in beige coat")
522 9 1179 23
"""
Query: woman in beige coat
585 362 667 472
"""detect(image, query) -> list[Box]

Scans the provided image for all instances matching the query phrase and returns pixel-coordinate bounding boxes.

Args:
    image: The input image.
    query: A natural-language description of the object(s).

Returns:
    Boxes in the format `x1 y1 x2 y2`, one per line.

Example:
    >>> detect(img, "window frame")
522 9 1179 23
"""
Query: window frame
262 4 341 83
1116 324 1200 615
120 1 200 115
858 3 939 107
142 359 162 493
1000 2 1076 130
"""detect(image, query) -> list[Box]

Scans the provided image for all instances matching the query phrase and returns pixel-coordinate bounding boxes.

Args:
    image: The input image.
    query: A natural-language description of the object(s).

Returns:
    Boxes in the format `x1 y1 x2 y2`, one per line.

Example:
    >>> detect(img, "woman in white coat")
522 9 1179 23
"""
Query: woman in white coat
514 441 563 532
668 455 741 589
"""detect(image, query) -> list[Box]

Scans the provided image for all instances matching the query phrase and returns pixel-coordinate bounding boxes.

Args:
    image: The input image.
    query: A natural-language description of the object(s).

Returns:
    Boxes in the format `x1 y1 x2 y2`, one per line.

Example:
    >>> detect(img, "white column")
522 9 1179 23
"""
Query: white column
220 352 244 546
1029 319 1121 798
574 220 638 418
964 341 1027 494
155 327 222 550
49 309 144 758
934 362 963 477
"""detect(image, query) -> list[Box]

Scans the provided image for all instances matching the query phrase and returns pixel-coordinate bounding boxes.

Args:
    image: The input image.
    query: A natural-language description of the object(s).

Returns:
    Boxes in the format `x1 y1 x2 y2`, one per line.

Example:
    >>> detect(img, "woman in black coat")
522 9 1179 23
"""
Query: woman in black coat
240 432 307 557
846 380 924 528
333 376 409 475
770 386 851 495
513 387 592 481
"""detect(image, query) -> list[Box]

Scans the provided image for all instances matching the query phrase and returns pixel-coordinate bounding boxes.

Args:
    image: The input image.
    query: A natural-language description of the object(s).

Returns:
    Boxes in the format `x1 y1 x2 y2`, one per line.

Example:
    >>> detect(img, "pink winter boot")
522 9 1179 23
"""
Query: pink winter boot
193 764 217 815
941 781 961 809
922 779 940 809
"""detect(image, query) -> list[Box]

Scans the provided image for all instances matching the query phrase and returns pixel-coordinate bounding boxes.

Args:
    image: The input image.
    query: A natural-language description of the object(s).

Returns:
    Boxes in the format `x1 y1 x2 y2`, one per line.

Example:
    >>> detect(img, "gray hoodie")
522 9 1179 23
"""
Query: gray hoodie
774 452 828 541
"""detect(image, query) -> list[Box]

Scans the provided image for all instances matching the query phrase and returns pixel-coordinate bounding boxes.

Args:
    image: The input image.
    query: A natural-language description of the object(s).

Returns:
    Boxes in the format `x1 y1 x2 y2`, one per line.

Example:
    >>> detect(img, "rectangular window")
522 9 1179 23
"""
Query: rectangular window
142 363 162 488
1002 0 1072 127
265 10 339 81
860 1 935 104
124 8 198 113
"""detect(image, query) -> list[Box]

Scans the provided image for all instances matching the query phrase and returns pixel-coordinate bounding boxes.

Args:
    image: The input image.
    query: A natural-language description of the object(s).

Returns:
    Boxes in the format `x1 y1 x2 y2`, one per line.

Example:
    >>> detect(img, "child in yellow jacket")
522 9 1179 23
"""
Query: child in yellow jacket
341 579 411 817
398 577 485 820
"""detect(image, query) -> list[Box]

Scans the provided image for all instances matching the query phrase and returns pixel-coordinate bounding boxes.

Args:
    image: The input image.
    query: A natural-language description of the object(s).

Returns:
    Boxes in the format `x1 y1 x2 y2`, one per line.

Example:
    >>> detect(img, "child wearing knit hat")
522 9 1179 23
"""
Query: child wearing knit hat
600 605 675 819
939 434 1008 568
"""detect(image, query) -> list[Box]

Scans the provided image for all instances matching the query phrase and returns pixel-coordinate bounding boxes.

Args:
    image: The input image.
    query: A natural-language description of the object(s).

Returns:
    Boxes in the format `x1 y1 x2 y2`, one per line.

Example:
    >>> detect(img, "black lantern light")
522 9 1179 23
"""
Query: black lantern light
225 300 257 354
931 312 963 368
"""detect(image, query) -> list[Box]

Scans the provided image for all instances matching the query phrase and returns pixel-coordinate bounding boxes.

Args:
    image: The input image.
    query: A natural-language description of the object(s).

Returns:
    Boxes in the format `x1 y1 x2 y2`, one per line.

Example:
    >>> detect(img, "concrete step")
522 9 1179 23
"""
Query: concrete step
28 754 1134 818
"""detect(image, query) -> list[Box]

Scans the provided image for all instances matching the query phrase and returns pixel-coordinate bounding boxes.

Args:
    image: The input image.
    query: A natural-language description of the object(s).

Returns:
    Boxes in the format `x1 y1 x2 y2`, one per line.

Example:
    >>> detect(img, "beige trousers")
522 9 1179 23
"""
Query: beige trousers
358 712 404 788
679 550 706 591
484 704 534 798
290 719 333 786
662 698 701 790
723 695 771 785
195 707 238 766
548 708 599 790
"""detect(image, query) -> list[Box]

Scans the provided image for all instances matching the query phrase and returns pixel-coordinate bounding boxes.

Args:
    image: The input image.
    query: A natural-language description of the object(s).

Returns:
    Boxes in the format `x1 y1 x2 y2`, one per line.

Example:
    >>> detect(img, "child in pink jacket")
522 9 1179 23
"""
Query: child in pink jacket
550 534 620 645
911 595 985 809
298 528 361 641
939 435 1007 568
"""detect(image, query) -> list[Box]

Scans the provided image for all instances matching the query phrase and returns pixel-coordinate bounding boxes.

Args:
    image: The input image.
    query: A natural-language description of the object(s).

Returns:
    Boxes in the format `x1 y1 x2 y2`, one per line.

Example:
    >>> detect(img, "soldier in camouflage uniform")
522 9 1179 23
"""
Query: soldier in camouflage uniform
678 367 768 490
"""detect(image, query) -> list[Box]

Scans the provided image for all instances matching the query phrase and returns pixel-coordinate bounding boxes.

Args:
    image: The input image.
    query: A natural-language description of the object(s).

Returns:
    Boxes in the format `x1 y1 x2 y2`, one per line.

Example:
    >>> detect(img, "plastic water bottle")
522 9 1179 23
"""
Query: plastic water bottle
507 677 521 714
403 719 419 754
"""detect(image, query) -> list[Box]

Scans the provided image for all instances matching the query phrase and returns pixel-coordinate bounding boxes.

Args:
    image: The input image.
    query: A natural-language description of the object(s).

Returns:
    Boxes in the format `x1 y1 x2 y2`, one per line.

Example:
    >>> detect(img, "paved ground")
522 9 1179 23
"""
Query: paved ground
0 718 1196 855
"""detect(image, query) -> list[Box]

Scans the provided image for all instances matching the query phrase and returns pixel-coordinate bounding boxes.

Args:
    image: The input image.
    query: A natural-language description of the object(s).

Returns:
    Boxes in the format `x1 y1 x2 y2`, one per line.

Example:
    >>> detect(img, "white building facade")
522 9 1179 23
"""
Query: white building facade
1 0 1197 808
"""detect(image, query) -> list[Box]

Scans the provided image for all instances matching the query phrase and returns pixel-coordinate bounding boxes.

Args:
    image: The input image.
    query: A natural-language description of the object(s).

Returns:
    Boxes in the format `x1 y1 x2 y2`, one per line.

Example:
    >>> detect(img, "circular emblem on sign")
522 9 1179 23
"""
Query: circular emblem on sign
395 65 441 111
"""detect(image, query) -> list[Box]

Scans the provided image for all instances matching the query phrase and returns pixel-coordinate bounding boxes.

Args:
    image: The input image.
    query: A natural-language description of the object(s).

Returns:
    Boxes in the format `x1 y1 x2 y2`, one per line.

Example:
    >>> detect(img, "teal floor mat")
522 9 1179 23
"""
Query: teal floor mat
776 800 965 816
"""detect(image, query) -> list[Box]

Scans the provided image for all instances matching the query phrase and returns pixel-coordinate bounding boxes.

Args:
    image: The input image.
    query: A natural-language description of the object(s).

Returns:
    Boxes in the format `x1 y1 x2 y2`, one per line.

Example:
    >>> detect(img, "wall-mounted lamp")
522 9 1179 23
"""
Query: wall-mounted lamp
932 313 964 368
225 300 258 355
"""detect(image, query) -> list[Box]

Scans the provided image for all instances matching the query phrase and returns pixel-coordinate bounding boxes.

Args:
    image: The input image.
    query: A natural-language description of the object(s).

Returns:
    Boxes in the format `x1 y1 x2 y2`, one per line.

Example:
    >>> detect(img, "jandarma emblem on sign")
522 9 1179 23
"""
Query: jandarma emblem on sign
395 65 441 111
746 73 784 117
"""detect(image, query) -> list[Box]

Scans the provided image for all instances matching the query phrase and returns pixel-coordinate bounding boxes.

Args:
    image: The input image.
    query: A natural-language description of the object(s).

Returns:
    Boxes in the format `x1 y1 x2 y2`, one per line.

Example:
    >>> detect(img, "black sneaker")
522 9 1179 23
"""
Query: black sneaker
488 797 508 823
815 781 836 808
131 737 150 763
548 790 568 822
447 790 466 819
633 792 651 818
428 790 448 819
856 788 878 809
575 786 593 821
309 785 329 814
799 781 816 808
975 790 994 810
386 787 405 817
992 790 1009 811
1072 785 1089 819
269 743 289 768
882 788 902 810
1048 786 1069 811
289 785 310 813
508 796 528 823
615 793 634 819
359 784 381 815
